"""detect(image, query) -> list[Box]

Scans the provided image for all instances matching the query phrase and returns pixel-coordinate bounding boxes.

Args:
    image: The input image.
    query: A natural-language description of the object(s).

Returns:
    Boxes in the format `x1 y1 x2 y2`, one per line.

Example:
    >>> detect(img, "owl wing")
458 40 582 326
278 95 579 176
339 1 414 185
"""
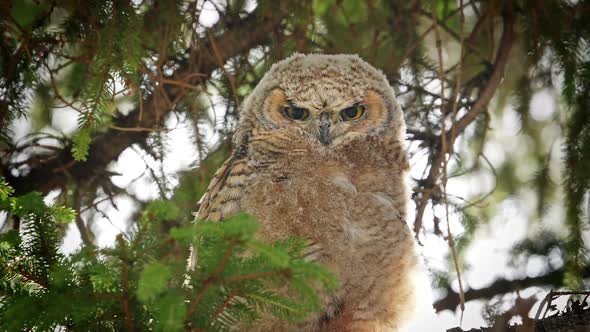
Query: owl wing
187 145 251 274
196 144 250 222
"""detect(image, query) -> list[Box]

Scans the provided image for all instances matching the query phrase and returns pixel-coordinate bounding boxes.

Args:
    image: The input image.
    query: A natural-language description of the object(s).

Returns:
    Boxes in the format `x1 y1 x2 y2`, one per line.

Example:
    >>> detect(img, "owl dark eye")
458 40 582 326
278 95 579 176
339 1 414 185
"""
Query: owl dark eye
281 105 310 121
340 104 366 121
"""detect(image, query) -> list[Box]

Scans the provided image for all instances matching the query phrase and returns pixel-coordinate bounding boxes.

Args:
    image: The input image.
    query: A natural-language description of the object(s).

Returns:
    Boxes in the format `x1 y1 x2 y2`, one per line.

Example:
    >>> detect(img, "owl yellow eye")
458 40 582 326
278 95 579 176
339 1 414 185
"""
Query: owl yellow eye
340 104 366 121
281 105 310 121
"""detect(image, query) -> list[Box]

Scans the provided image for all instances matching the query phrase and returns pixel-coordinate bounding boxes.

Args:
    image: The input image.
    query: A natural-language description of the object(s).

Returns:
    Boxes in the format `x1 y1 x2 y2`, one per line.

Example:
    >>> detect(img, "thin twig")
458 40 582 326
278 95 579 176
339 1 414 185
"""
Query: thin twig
458 153 498 211
138 87 144 122
450 9 515 137
451 0 466 142
208 31 241 108
413 6 515 235
430 1 466 315
159 78 203 92
403 24 435 61
107 124 166 132
73 187 94 247
419 8 488 62
13 268 49 288
535 290 590 320
117 235 135 332
212 291 237 323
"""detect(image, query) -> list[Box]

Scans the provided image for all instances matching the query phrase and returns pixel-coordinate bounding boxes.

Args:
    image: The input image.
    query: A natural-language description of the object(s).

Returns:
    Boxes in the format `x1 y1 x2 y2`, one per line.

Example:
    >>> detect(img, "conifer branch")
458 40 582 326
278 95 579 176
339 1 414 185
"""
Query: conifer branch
73 188 94 247
223 270 288 284
184 239 238 324
212 290 238 323
13 268 48 289
118 235 135 332
5 12 284 197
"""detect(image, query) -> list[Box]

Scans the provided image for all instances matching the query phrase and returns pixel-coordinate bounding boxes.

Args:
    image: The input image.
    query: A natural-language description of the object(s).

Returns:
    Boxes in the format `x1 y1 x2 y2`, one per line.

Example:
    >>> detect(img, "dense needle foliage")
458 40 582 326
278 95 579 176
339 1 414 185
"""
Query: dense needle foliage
0 179 336 330
1 0 589 330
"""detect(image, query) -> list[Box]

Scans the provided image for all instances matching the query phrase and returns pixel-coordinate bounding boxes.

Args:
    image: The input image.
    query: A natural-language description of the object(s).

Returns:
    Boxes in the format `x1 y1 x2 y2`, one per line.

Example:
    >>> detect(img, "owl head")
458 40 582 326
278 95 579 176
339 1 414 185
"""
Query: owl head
235 53 405 149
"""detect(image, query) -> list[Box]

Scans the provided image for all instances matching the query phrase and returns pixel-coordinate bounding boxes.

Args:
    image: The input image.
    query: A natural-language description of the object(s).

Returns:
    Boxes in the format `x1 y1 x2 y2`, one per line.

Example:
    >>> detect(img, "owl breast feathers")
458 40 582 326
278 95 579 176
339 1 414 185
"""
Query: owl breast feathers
191 54 416 332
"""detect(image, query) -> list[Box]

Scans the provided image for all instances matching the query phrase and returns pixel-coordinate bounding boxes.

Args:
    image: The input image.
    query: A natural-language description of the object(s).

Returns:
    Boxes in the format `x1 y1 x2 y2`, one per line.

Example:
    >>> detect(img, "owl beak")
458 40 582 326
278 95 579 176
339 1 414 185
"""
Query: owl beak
319 112 332 145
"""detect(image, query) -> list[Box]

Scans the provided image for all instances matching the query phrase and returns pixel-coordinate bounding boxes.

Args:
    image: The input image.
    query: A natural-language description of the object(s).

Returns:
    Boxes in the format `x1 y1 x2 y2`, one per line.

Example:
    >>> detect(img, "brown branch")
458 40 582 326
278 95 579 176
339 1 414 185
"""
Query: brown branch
6 12 284 197
450 8 515 140
419 7 488 63
13 268 49 289
433 266 590 313
184 239 237 324
447 290 590 332
73 187 94 247
430 0 466 314
208 30 240 108
413 6 515 235
535 290 590 320
117 235 134 332
212 291 237 323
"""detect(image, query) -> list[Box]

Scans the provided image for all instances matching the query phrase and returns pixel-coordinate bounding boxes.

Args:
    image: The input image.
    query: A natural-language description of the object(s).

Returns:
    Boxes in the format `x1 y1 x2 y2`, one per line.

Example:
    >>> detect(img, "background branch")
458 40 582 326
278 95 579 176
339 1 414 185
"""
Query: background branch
413 6 516 234
433 266 590 313
5 13 284 196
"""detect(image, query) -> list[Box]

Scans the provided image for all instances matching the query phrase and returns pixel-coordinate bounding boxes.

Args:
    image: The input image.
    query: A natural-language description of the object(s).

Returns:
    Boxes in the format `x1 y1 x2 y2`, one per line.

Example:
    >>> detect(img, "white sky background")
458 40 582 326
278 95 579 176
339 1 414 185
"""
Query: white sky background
6 1 589 331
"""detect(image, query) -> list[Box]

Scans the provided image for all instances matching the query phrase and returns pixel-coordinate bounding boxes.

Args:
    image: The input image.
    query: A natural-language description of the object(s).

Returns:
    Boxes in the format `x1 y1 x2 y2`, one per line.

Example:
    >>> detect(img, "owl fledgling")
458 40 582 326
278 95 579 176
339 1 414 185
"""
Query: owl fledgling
190 53 416 331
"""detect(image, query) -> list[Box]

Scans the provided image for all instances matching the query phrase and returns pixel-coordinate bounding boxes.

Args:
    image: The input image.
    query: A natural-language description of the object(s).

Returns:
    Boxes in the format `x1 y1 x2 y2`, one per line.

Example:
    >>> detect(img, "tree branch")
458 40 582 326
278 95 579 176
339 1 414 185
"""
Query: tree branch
433 265 590 313
413 6 516 235
447 290 590 332
117 235 134 332
184 239 237 324
6 13 284 196
73 187 94 247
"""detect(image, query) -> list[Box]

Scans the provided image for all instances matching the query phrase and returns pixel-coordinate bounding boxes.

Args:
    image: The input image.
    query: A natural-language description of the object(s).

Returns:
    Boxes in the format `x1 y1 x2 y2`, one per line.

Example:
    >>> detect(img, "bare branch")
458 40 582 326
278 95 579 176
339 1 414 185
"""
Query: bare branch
413 6 516 235
73 187 94 247
433 266 590 313
430 0 466 314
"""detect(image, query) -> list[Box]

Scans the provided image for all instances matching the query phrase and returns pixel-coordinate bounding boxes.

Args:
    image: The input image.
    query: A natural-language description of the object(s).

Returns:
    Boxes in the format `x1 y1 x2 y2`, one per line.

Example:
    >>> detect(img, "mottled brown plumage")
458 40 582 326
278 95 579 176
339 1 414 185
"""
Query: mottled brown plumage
190 54 415 331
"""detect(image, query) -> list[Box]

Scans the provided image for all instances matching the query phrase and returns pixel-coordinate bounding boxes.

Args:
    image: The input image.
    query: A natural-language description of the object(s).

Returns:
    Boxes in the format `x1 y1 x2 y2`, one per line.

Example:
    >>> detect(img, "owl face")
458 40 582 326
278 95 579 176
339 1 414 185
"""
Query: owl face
261 88 390 146
235 54 405 149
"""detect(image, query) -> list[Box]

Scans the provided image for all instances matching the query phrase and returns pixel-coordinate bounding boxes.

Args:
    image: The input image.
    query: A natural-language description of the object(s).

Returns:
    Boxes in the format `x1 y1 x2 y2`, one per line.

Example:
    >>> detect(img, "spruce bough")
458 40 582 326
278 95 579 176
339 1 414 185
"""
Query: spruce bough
0 180 336 331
